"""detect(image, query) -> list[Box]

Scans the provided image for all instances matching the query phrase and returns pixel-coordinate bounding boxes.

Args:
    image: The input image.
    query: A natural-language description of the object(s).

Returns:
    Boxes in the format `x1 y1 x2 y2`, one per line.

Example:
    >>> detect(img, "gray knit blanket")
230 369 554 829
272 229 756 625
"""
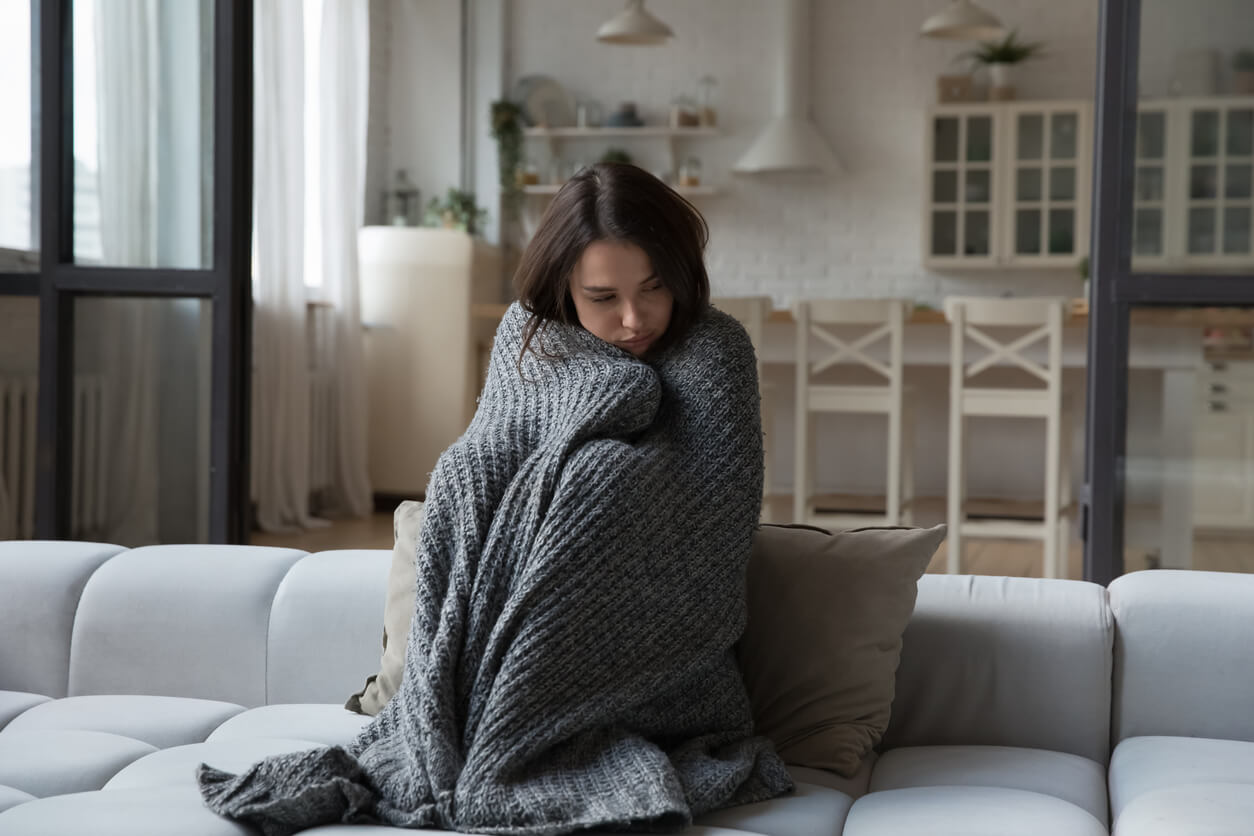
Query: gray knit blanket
198 302 792 835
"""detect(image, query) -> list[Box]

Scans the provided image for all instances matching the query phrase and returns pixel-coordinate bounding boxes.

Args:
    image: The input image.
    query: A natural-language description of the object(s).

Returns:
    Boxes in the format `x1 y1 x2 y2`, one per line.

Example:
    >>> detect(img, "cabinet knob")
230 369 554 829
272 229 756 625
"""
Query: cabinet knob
1209 400 1229 412
1211 361 1229 372
1210 383 1228 394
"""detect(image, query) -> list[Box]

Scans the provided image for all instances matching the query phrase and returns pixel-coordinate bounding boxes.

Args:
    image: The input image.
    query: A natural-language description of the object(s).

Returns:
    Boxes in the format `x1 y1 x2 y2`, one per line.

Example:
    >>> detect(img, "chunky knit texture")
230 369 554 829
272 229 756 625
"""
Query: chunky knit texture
197 302 793 835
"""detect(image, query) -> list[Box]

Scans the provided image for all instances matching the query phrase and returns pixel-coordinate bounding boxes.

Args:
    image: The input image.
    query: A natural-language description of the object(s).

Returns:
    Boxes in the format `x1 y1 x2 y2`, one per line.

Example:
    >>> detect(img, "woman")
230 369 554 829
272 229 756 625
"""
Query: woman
199 163 791 835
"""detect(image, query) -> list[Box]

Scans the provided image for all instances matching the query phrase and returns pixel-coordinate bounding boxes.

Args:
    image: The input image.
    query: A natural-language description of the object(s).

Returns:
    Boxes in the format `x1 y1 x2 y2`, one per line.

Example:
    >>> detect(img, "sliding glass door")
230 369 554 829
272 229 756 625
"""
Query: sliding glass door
1087 0 1254 582
29 0 252 544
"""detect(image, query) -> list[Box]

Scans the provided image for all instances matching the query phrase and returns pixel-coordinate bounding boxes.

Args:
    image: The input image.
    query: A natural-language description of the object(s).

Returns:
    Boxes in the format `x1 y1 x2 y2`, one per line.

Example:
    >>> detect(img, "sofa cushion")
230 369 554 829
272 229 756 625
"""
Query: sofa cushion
67 545 305 706
5 695 244 749
1109 736 1254 821
0 689 51 730
205 704 371 748
737 524 945 777
0 784 35 813
1109 570 1254 745
104 738 326 790
0 784 254 835
0 730 156 797
788 755 876 799
268 549 392 706
1113 782 1254 836
870 744 1108 825
694 780 854 836
0 541 123 698
882 574 1114 766
843 786 1107 836
346 500 424 715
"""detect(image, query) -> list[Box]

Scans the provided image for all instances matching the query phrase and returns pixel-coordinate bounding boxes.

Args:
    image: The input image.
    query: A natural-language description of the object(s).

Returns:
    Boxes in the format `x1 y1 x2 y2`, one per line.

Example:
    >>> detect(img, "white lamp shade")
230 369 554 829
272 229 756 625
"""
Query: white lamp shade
920 0 1006 40
596 0 674 46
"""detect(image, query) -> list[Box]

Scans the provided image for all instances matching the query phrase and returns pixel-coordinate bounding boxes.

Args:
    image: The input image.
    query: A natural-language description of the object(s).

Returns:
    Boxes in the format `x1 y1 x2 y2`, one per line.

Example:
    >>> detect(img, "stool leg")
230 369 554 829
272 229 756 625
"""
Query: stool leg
1043 410 1062 580
902 399 916 526
1057 404 1075 577
887 403 902 526
946 410 964 575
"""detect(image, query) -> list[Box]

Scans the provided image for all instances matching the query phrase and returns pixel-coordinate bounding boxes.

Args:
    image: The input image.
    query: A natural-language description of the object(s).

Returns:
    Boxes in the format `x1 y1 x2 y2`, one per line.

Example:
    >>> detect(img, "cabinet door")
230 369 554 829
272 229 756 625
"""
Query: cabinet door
1193 408 1251 527
924 110 998 267
1178 99 1254 267
1131 107 1172 267
1005 105 1090 266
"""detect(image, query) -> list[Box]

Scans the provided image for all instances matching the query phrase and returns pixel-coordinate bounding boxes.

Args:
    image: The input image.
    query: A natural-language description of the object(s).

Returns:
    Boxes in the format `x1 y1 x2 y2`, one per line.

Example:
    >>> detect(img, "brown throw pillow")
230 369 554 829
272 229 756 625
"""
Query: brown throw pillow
737 523 946 777
346 499 424 715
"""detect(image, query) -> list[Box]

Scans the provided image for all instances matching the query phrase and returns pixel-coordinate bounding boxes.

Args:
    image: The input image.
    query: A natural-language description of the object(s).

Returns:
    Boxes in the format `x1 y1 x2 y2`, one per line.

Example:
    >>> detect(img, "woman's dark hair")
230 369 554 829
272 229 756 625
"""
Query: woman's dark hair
513 162 710 362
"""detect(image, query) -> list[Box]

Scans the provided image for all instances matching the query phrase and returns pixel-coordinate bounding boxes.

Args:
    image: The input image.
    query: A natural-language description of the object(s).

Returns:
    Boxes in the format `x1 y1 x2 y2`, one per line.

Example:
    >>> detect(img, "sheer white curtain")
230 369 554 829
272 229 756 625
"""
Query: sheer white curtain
317 0 372 516
252 0 317 531
252 0 372 528
89 0 159 545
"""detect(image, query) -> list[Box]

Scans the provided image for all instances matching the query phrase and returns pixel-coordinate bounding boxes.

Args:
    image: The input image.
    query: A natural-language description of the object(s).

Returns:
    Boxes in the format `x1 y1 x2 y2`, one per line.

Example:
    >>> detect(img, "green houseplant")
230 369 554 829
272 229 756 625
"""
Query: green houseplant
425 188 489 236
962 29 1045 96
491 100 524 220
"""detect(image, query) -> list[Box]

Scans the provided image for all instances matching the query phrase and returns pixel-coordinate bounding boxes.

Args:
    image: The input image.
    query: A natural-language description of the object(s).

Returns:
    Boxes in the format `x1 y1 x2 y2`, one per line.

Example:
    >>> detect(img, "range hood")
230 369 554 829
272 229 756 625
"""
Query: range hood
734 0 841 175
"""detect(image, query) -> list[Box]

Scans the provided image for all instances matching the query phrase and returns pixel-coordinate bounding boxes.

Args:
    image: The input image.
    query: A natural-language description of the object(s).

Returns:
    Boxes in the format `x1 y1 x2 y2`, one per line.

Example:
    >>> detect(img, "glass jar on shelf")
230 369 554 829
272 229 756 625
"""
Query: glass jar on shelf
517 159 541 187
697 75 718 127
678 156 702 188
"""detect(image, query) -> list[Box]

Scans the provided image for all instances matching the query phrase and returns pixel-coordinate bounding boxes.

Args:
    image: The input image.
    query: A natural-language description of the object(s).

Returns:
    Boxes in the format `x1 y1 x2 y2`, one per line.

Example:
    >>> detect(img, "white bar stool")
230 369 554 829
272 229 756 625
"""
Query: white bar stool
793 299 914 528
713 296 775 521
944 296 1074 578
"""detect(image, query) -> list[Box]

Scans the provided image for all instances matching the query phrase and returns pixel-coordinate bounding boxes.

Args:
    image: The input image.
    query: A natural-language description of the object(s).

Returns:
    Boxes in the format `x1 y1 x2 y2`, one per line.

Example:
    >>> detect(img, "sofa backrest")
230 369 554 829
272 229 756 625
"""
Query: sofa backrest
266 549 390 704
882 574 1115 765
0 541 124 698
1109 569 1254 745
68 544 305 706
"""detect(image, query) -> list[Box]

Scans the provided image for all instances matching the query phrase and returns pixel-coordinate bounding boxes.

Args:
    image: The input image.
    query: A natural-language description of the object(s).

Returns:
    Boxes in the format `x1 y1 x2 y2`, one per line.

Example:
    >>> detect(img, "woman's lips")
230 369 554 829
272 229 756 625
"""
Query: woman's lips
620 334 653 350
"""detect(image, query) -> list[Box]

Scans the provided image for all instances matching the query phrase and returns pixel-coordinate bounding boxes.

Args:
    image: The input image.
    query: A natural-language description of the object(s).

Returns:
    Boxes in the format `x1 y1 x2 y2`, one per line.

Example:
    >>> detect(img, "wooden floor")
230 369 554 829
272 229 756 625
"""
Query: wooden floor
251 500 1254 579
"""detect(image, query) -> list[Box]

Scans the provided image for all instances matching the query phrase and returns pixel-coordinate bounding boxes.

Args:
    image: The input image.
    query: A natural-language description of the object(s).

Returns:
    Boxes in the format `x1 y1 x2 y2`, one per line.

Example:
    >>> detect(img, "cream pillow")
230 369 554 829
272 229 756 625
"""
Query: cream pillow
737 523 946 777
346 499 424 715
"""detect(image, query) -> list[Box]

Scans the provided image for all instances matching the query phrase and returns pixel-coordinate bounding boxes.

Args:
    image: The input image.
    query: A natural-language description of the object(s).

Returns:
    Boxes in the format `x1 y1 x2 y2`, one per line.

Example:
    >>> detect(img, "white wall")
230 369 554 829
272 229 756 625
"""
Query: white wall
384 0 466 223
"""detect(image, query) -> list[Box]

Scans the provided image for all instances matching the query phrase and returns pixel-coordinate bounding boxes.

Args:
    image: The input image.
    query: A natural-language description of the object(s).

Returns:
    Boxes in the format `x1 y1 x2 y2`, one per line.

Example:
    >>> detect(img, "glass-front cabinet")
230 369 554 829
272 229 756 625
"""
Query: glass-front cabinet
1128 96 1254 270
1133 107 1170 264
1179 99 1254 265
926 109 998 265
924 101 1091 270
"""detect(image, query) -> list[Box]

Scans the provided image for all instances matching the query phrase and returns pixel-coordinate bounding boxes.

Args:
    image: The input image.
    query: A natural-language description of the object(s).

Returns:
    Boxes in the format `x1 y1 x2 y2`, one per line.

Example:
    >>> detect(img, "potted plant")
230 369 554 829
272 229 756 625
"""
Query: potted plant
491 100 524 220
424 188 489 236
1234 49 1254 94
962 29 1045 99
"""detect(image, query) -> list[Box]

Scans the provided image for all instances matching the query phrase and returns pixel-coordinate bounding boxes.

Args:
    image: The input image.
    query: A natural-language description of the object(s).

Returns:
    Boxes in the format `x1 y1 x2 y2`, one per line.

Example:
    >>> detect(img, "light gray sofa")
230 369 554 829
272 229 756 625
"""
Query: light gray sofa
0 541 1251 835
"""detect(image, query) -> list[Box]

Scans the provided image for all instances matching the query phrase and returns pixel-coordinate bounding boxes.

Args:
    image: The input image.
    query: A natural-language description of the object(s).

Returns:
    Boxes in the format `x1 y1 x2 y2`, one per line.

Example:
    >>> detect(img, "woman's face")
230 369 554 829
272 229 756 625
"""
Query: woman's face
570 240 674 357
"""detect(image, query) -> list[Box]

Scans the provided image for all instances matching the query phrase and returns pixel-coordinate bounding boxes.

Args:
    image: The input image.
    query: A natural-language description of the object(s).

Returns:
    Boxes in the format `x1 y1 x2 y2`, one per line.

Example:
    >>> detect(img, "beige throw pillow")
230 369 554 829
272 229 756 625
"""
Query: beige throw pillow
346 499 425 715
737 523 946 777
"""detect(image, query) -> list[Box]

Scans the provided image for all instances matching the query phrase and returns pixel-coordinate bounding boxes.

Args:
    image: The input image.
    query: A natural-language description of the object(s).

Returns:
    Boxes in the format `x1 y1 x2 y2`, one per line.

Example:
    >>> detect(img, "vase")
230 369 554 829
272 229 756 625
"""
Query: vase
988 63 1016 100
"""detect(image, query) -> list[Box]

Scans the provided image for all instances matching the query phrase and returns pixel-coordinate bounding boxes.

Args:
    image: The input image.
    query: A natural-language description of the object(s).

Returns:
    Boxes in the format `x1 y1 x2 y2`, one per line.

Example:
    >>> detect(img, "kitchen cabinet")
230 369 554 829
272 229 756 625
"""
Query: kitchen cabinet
923 101 1092 270
1193 358 1254 529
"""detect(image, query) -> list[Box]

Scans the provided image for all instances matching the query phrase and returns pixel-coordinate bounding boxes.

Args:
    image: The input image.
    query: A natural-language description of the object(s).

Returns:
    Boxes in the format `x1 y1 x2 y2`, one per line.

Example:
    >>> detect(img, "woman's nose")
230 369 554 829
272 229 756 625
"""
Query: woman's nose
622 302 643 329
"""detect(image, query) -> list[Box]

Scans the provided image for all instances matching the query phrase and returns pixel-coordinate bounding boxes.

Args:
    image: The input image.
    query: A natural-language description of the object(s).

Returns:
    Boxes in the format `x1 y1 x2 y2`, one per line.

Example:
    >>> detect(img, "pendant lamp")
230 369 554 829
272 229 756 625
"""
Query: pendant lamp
596 0 674 46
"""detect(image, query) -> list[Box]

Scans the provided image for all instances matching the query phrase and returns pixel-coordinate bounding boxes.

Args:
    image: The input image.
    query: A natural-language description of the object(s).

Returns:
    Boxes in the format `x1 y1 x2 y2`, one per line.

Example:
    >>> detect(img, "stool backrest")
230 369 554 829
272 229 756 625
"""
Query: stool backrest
944 296 1066 389
714 296 771 379
793 298 908 384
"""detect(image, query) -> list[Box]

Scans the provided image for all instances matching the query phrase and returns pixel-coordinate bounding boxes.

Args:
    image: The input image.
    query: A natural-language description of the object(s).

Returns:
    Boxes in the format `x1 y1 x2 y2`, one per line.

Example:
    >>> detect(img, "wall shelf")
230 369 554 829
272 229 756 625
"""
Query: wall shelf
523 126 720 139
522 184 718 197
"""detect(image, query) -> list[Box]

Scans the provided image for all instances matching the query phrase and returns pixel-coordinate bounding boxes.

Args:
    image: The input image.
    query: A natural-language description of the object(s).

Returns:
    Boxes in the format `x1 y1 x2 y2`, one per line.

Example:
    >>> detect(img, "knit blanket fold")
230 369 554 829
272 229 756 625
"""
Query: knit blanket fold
198 301 793 835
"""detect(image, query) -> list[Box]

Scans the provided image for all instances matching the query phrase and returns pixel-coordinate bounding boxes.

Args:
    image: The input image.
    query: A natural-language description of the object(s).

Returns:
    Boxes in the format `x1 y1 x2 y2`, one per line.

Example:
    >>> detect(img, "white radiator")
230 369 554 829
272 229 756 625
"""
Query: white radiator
0 374 107 540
